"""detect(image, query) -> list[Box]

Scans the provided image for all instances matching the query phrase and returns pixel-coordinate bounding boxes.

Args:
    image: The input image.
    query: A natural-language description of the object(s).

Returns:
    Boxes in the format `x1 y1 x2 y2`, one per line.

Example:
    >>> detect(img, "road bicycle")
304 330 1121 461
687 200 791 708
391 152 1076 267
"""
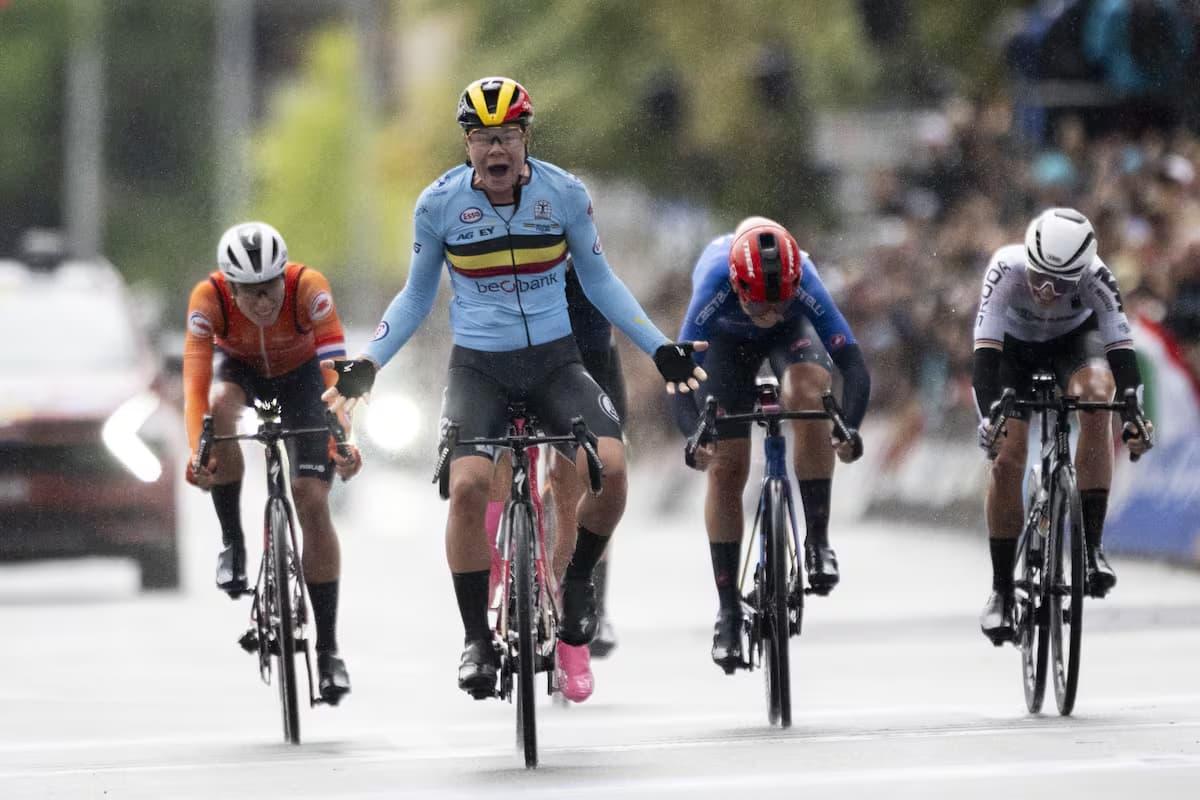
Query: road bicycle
685 379 851 728
434 407 603 768
196 399 351 744
984 373 1150 715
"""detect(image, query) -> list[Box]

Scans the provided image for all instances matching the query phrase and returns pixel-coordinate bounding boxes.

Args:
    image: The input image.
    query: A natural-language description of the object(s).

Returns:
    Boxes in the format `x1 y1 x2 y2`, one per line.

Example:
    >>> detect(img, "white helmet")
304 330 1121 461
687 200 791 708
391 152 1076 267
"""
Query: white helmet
1024 208 1096 281
217 221 288 284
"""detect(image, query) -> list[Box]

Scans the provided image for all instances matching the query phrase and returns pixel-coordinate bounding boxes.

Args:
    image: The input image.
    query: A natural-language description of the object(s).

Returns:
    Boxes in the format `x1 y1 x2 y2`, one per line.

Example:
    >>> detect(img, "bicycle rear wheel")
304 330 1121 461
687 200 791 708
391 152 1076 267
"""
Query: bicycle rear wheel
1016 523 1048 714
511 504 539 768
268 498 301 745
762 479 792 728
1050 467 1085 715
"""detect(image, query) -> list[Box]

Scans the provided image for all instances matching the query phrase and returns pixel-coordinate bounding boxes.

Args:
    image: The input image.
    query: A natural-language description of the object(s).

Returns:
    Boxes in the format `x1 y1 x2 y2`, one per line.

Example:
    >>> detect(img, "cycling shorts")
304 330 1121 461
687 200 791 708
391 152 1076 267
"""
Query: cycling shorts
698 318 833 439
214 352 334 482
1000 316 1105 422
439 335 623 462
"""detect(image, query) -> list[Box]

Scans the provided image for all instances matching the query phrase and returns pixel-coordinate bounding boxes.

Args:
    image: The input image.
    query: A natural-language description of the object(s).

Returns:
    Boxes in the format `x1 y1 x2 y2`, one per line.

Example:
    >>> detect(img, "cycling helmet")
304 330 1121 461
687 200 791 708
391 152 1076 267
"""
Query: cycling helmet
217 221 288 284
456 77 534 130
728 217 802 303
1024 207 1096 281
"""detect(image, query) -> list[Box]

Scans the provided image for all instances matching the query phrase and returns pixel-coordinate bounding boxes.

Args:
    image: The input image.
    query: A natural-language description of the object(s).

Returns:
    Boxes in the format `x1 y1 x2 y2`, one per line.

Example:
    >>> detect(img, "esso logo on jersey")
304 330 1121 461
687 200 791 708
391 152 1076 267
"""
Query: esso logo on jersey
371 321 390 341
309 291 334 321
188 311 213 338
460 207 483 223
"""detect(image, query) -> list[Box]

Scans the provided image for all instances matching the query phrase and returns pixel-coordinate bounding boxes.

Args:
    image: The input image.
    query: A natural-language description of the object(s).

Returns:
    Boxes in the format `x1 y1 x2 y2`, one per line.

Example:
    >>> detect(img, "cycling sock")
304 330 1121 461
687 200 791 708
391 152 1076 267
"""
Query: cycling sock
564 526 609 582
990 537 1017 593
798 479 832 547
1080 489 1109 549
452 570 492 642
709 541 741 612
306 580 339 654
593 558 609 616
211 481 244 548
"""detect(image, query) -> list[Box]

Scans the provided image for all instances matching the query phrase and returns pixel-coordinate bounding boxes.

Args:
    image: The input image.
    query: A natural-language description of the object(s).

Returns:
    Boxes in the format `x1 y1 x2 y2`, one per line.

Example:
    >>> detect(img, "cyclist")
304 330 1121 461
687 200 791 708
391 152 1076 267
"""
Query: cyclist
321 77 706 702
184 220 361 704
672 217 871 672
973 207 1154 644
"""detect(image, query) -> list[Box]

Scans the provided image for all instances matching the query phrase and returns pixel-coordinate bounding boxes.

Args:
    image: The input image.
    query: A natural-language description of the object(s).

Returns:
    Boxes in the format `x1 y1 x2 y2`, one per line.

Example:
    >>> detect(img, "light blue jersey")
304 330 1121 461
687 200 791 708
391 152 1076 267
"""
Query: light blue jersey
365 158 668 363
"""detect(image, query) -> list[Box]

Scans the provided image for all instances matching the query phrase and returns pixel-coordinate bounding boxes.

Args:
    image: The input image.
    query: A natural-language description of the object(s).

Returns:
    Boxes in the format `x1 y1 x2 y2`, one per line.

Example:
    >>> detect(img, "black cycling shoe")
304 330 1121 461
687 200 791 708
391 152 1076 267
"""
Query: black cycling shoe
979 589 1015 646
215 544 248 598
1086 545 1117 598
804 542 840 596
317 651 351 706
711 608 743 674
457 638 498 699
589 615 618 659
558 576 598 646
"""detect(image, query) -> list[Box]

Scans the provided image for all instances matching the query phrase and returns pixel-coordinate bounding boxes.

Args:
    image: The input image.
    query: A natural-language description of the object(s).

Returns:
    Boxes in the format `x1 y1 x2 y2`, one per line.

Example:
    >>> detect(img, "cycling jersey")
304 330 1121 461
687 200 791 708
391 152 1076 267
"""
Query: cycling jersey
973 244 1133 350
679 235 857 356
675 234 870 430
364 158 668 363
183 264 346 451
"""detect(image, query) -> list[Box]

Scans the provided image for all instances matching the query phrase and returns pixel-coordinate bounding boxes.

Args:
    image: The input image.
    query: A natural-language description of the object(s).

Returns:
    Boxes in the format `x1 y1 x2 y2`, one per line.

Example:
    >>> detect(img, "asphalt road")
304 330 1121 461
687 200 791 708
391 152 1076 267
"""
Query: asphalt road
2 463 1199 799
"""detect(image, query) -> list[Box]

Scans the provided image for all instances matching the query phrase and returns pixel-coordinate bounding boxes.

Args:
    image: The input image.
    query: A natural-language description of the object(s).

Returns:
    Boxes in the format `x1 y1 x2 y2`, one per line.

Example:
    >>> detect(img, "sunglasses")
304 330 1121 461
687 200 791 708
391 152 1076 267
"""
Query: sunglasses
1026 272 1076 299
465 126 525 147
741 296 795 316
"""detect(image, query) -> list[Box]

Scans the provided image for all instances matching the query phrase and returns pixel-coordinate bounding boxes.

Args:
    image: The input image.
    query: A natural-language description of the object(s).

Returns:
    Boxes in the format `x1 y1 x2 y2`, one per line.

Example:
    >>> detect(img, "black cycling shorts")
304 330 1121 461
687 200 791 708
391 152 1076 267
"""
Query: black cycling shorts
439 335 623 462
698 318 834 439
214 352 333 482
1000 316 1105 421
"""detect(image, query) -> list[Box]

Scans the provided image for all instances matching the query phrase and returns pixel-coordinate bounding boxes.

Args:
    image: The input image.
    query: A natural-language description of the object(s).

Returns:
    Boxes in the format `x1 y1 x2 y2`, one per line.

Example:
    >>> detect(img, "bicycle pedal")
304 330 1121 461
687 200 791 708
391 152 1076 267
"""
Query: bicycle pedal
237 630 259 653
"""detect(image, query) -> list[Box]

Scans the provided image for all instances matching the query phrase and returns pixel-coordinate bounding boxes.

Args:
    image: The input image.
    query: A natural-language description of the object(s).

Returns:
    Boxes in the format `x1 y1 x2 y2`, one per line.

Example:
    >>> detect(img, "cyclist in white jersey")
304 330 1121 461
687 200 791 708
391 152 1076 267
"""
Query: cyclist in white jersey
973 208 1154 644
321 77 707 699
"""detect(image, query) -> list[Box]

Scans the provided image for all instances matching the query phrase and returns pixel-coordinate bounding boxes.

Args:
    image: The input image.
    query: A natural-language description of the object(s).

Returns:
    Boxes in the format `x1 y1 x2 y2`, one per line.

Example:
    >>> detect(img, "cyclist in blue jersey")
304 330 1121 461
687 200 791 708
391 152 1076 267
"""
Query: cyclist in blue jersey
672 217 870 671
322 77 706 700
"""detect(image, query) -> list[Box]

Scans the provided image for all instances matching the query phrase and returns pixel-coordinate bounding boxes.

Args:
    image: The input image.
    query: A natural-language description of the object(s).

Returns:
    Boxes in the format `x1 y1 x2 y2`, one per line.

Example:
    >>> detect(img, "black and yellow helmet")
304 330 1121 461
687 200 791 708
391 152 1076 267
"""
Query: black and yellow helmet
456 76 534 130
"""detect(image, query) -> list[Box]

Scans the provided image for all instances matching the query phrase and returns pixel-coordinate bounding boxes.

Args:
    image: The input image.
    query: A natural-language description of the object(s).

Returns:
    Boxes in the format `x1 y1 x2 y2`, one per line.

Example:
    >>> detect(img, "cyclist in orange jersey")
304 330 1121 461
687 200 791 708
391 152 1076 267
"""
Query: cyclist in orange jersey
183 221 361 705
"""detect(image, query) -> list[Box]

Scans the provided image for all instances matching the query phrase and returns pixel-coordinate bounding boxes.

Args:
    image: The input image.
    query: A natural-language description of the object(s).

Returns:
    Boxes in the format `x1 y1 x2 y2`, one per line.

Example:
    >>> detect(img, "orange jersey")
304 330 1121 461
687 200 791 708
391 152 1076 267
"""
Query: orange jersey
183 263 346 451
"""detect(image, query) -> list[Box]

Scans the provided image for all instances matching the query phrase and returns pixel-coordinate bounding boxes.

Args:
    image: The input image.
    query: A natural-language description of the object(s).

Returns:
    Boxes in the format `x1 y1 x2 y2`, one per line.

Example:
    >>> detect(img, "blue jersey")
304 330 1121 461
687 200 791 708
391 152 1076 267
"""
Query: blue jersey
365 158 667 364
678 234 857 363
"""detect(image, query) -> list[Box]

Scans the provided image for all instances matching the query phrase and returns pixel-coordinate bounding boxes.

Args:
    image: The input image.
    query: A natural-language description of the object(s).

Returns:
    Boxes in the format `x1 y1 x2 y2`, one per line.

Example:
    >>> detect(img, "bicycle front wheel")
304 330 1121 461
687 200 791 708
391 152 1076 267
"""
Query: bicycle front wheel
1049 467 1085 715
268 497 302 745
1016 522 1048 714
511 503 539 768
762 479 792 728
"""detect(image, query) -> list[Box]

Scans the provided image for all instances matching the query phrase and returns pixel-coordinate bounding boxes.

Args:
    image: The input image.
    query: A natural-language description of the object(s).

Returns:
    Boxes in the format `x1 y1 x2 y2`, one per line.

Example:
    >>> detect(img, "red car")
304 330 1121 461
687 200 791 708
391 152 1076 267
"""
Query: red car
0 254 181 589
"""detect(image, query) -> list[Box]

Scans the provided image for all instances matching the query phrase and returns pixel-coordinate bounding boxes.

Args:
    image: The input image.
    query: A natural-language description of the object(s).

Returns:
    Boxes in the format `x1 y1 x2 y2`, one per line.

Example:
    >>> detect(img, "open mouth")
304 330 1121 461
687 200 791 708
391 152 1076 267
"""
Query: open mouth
486 163 510 179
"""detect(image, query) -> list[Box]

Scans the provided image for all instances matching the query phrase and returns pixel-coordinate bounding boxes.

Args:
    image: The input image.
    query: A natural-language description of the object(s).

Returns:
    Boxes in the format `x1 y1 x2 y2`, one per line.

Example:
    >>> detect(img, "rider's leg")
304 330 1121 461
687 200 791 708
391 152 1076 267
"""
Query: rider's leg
981 416 1029 641
781 362 839 591
208 382 248 591
1069 362 1118 594
447 454 500 695
548 447 583 582
484 456 509 599
707 436 751 669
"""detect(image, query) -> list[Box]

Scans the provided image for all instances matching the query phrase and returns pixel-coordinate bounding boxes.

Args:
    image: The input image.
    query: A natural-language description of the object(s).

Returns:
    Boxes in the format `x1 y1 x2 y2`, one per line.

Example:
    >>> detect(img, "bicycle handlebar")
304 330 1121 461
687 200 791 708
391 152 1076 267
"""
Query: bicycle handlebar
433 415 605 499
985 387 1152 463
194 409 350 469
684 392 851 467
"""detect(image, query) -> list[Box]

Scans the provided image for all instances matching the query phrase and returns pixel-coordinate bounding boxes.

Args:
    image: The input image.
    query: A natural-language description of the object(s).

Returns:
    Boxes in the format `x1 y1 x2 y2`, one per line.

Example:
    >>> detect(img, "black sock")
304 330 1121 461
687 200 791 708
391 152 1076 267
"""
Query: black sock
709 541 741 613
307 580 339 654
592 558 609 616
211 482 244 548
990 538 1017 593
1080 489 1109 549
565 526 609 582
452 570 492 642
798 479 832 548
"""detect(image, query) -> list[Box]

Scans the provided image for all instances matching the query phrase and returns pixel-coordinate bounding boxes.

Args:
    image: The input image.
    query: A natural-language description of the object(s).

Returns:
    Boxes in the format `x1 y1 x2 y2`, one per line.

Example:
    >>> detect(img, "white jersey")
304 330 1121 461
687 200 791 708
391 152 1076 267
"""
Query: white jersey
973 244 1133 350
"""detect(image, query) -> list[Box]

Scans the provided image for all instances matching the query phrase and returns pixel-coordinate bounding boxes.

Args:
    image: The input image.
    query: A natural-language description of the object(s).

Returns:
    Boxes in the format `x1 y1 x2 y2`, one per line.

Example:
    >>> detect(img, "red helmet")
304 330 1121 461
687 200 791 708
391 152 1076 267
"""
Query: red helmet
728 217 802 303
456 76 534 130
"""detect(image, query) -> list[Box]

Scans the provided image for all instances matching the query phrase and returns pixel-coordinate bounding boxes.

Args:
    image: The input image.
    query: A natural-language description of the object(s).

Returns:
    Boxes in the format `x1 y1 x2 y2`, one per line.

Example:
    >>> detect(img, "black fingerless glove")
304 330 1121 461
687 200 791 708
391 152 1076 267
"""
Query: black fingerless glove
654 342 697 384
331 358 377 398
